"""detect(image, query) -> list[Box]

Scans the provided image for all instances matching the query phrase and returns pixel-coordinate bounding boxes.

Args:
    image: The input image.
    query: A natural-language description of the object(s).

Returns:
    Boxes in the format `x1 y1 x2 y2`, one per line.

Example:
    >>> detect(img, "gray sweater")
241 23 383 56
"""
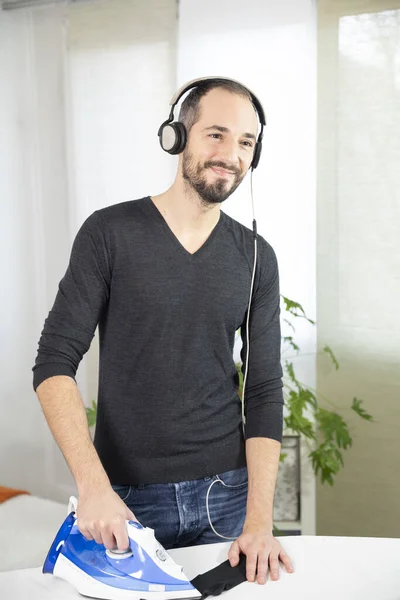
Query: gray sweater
33 197 283 485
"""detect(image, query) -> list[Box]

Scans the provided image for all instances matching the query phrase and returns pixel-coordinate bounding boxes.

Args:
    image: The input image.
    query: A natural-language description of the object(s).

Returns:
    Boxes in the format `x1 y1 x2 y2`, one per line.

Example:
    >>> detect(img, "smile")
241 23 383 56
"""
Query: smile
210 167 235 177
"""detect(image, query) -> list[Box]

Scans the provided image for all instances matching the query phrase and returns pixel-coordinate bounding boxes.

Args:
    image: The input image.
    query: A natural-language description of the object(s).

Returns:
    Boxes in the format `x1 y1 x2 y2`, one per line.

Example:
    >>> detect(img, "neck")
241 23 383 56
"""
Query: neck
151 174 221 233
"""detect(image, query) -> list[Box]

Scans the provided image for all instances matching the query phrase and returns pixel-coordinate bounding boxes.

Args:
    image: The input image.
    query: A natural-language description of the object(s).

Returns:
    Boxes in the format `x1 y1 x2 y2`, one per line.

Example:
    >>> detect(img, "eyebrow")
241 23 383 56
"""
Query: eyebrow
203 125 257 141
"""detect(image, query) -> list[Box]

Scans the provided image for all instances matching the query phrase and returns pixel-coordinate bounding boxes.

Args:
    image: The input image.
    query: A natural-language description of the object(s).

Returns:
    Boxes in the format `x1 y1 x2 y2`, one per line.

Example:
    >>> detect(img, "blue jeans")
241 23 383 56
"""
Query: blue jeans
112 467 248 550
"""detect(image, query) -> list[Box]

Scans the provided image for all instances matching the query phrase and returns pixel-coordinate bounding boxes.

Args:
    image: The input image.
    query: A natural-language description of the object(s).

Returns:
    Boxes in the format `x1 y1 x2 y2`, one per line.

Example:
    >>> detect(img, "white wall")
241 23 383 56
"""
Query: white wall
177 0 317 533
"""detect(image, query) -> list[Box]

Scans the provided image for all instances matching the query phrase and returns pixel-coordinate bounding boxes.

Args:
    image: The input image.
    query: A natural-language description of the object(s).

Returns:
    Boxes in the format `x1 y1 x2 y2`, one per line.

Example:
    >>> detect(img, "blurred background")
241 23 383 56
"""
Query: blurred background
0 0 399 567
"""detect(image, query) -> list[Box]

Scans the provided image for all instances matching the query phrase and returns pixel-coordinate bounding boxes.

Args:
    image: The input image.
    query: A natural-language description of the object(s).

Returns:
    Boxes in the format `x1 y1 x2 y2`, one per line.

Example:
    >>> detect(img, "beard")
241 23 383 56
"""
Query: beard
182 150 245 206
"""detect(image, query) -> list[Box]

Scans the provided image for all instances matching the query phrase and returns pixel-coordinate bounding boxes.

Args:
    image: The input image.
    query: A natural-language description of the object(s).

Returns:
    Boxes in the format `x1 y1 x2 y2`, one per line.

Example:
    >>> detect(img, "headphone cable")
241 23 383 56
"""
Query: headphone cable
241 169 258 437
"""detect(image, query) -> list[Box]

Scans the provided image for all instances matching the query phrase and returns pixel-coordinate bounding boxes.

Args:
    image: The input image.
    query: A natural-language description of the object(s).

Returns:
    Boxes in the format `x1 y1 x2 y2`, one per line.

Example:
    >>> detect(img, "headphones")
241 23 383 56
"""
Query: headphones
157 76 266 170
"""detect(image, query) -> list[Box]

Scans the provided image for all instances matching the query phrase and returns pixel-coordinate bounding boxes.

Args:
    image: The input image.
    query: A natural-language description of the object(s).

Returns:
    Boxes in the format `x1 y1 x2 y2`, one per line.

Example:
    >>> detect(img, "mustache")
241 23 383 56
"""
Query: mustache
204 161 240 176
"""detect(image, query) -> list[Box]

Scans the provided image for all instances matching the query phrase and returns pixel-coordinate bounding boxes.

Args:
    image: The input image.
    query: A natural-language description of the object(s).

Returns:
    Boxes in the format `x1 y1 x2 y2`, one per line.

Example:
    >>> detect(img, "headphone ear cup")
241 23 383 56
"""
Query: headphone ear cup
158 121 187 155
251 141 262 170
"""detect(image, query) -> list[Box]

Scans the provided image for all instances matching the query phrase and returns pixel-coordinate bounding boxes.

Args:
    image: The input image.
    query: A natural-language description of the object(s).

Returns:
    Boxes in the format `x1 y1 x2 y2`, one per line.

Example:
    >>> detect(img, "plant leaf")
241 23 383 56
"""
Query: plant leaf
235 363 244 398
86 409 97 428
316 408 352 449
86 400 97 428
298 387 318 410
284 390 316 439
282 318 296 333
322 346 339 370
351 397 374 421
285 362 298 385
281 295 315 325
283 336 300 352
282 296 307 316
309 442 344 485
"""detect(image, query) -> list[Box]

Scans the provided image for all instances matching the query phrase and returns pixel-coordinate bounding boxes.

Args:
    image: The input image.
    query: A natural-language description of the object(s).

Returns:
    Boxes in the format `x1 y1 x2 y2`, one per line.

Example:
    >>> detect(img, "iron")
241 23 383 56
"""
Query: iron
43 497 202 600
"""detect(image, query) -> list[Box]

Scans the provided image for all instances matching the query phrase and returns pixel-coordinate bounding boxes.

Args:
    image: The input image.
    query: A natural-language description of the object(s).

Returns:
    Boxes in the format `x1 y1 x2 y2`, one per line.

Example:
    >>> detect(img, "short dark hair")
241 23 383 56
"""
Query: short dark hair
178 79 255 133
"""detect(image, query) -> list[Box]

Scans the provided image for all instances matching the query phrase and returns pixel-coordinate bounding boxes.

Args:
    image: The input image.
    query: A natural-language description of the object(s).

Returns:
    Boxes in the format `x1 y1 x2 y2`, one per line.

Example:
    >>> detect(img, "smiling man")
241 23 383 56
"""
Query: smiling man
181 88 257 206
33 77 293 586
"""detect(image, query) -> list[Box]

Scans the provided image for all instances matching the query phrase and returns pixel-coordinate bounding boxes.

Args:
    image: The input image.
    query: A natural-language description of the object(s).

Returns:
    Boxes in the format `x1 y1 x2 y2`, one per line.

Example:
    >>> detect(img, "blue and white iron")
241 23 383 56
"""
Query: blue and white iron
43 497 201 600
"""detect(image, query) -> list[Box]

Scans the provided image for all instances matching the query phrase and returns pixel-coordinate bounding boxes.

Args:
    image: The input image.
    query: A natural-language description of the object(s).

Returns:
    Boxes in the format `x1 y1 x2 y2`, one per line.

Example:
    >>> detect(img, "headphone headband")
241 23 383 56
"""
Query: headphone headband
168 76 266 127
158 76 266 169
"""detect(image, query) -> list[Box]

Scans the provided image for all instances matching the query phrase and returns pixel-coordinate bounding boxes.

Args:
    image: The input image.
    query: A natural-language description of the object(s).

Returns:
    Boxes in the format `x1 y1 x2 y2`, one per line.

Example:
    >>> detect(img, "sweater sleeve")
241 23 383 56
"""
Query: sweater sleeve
32 211 111 391
240 238 284 442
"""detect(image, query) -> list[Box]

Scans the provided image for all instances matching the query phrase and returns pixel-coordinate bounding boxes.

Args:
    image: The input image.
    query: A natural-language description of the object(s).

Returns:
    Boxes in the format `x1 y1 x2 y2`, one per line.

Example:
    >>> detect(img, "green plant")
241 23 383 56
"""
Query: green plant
236 296 373 486
86 400 97 428
86 295 374 486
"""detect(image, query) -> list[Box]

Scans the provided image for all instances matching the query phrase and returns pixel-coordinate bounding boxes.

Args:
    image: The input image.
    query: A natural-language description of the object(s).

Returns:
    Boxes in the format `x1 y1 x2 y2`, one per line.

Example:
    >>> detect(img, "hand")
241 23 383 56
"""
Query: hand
228 525 294 585
76 485 139 551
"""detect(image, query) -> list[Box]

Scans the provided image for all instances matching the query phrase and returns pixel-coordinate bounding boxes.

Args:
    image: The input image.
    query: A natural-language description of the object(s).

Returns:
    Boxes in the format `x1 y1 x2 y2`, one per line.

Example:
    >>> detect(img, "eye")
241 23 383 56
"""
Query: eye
242 141 253 148
209 133 222 139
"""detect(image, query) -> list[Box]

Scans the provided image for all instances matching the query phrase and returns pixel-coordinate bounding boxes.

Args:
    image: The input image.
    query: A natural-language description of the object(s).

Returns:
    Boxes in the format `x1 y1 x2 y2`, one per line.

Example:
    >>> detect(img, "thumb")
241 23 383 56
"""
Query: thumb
125 507 138 522
228 540 240 567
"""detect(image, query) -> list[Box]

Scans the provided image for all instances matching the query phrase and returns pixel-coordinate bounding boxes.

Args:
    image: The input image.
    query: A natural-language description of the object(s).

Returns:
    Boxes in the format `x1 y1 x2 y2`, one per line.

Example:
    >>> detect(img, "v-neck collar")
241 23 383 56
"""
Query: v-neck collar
144 196 224 259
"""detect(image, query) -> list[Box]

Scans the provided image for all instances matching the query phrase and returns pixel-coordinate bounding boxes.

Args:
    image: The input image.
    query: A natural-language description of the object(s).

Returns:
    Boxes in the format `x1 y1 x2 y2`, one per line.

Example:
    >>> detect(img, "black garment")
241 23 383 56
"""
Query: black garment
32 197 283 485
190 554 248 598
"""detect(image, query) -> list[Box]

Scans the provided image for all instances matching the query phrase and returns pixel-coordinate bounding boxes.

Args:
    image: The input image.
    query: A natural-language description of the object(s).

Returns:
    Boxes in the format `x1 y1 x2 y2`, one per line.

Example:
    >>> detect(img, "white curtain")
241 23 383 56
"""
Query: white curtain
0 0 177 501
317 0 400 537
0 2 74 500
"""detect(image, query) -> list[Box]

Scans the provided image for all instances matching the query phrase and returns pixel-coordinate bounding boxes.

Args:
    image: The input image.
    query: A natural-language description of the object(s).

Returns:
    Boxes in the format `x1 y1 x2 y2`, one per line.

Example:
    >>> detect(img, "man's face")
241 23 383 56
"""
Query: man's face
181 88 259 206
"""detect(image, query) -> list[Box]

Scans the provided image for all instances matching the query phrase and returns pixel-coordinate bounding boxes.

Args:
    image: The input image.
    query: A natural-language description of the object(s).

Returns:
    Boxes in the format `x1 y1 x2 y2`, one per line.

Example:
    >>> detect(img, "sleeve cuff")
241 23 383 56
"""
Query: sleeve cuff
244 400 284 442
32 363 76 392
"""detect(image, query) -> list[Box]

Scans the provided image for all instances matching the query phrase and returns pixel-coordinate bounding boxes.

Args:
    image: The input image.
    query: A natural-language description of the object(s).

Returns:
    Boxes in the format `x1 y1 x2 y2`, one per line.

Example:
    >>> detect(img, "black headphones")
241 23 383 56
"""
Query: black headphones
157 76 266 170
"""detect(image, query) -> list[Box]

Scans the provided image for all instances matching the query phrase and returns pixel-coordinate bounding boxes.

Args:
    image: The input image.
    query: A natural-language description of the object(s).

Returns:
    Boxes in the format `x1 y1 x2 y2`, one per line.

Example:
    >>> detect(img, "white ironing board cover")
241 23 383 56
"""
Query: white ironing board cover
1 536 400 599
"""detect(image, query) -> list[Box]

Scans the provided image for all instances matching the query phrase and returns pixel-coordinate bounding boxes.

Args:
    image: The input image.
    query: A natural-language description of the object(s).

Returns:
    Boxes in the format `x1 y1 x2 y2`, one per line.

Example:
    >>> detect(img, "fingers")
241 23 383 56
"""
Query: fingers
112 515 130 551
248 551 280 584
269 552 280 581
76 521 94 542
78 520 101 545
99 521 118 550
258 548 294 582
76 516 129 551
126 508 136 521
231 534 294 586
246 551 258 582
228 540 240 567
279 549 294 573
255 547 269 584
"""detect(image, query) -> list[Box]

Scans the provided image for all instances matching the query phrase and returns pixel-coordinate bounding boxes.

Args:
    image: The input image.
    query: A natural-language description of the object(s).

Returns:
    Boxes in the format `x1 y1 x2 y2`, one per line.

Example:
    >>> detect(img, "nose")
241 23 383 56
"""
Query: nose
217 138 240 171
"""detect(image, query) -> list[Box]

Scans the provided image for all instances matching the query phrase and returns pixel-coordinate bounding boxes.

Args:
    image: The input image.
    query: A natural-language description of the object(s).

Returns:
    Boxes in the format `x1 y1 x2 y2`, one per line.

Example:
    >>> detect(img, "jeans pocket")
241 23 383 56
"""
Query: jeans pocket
112 484 131 502
215 467 248 489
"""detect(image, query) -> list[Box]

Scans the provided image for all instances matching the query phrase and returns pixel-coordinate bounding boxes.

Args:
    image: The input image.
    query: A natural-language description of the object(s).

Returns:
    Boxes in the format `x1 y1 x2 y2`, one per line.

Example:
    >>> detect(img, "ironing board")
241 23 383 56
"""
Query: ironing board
1 535 400 599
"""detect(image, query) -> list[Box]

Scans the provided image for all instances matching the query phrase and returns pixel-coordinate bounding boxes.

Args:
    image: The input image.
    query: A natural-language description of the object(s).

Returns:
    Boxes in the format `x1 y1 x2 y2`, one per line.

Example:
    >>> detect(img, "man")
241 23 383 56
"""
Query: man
33 78 294 585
